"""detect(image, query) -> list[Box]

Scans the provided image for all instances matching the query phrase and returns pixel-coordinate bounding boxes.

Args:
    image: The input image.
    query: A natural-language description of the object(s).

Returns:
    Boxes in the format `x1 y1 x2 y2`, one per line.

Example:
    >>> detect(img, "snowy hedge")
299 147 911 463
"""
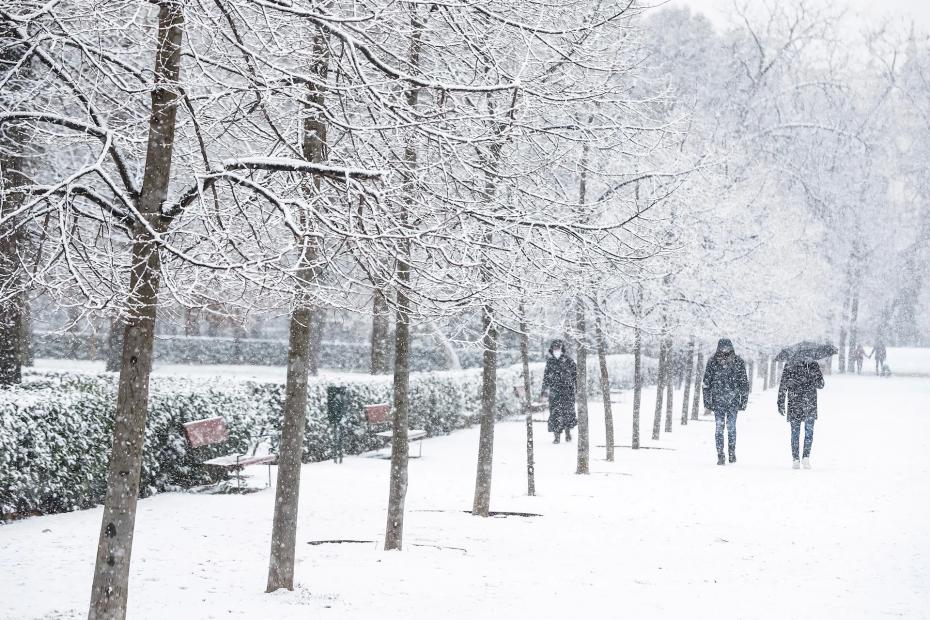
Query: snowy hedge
0 365 529 518
0 353 651 519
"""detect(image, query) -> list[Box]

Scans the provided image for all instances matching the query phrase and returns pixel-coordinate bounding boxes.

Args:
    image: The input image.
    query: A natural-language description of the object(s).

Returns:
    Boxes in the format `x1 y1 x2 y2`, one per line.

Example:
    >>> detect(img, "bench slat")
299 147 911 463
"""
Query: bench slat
375 429 427 441
203 453 276 468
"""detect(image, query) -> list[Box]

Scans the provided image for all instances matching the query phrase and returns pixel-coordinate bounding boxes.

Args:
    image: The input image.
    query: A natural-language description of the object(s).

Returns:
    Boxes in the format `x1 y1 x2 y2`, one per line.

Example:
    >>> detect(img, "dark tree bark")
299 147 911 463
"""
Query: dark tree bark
761 355 769 390
680 337 695 425
18 293 32 367
472 304 498 516
518 302 535 496
105 319 124 372
266 27 330 592
690 351 704 420
594 310 614 462
664 339 674 433
575 301 590 474
308 307 324 376
88 5 184 617
652 339 666 441
846 282 861 372
631 323 643 448
837 291 850 374
747 359 754 392
370 288 392 374
384 6 423 549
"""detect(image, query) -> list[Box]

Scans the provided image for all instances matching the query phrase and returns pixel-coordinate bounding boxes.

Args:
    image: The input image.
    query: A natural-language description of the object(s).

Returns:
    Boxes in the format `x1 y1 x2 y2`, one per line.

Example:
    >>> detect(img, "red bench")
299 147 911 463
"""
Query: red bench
365 403 427 458
182 416 275 492
514 385 548 414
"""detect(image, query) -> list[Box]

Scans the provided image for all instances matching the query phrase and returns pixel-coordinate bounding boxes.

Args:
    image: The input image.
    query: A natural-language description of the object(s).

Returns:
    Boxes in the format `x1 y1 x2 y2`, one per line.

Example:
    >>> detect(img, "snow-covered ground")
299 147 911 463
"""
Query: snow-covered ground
2 373 929 619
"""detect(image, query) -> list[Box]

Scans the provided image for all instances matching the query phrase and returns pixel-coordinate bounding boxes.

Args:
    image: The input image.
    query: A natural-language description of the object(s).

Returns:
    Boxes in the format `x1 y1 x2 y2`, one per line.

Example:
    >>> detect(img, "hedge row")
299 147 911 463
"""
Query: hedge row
32 332 540 372
0 354 652 519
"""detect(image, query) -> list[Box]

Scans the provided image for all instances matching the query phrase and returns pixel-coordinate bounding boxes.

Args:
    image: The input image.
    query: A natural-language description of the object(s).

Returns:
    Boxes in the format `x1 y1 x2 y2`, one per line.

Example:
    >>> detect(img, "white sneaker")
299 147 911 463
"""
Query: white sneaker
802 457 811 470
792 460 801 470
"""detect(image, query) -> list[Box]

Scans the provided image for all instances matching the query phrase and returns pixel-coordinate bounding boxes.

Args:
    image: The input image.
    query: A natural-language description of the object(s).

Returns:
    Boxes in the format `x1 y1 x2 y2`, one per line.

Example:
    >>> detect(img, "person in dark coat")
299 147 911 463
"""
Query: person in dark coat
777 358 824 469
540 339 577 444
870 340 887 376
702 338 750 466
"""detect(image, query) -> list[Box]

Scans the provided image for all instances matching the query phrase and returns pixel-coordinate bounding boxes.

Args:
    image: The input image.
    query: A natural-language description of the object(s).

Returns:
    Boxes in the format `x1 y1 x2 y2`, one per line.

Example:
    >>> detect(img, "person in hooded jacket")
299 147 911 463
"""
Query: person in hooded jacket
540 339 577 444
702 338 750 466
777 358 824 469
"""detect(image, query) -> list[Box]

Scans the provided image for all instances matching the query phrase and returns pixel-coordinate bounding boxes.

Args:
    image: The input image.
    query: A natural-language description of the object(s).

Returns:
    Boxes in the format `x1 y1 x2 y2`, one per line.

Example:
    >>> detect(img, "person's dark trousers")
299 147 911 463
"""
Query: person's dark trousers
790 417 815 460
715 407 738 460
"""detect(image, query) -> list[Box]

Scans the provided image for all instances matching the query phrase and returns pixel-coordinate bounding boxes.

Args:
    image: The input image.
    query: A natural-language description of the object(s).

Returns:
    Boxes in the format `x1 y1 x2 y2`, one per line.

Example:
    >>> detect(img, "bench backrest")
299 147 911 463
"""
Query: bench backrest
365 403 391 425
183 416 229 448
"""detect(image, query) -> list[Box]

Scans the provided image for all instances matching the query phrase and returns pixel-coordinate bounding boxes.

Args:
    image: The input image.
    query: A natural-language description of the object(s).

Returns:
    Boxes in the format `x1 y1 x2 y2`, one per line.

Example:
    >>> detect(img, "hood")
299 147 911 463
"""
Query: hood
716 338 735 356
548 339 565 357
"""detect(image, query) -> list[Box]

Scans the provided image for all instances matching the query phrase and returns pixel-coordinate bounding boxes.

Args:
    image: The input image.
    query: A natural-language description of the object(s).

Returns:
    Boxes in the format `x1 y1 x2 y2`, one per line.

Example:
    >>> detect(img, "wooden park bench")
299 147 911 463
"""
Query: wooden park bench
364 403 427 458
513 384 548 414
182 416 276 492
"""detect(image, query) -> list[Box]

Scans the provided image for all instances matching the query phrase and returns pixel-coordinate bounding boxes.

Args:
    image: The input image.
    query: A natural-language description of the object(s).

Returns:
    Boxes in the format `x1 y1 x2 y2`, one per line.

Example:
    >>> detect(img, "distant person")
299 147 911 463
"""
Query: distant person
541 339 577 444
870 340 887 376
777 357 825 470
852 344 867 374
702 338 750 466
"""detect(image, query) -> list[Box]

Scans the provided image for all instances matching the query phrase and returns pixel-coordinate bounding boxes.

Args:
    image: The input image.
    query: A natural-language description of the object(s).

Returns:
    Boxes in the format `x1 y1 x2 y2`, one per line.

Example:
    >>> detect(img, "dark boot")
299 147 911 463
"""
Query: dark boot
553 432 560 444
564 428 572 442
729 451 736 464
717 454 725 466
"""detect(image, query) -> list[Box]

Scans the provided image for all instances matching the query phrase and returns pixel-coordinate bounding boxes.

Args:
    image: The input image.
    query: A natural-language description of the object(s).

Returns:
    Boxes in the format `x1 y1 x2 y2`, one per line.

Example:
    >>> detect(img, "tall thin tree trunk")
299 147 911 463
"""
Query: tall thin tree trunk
308 307 324 376
838 291 850 374
631 323 642 449
594 310 614 462
652 339 666 441
575 301 590 474
384 266 411 549
847 283 861 372
18 292 32 367
472 304 498 516
761 355 769 390
691 351 704 420
747 359 754 392
88 5 184 617
769 357 777 388
266 28 330 593
680 337 695 425
370 288 392 374
518 302 535 496
265 300 314 591
384 7 423 549
664 339 674 433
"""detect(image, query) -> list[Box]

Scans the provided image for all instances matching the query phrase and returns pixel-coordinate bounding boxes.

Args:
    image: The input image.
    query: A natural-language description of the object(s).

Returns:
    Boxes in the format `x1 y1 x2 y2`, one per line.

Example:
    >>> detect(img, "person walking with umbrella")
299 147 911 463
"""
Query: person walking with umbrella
777 355 825 469
540 339 577 444
702 338 750 466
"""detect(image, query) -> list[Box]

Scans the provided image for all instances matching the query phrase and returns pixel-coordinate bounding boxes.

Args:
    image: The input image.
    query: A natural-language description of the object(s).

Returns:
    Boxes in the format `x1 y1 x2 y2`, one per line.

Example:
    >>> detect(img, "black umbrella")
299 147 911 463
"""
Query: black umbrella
774 341 838 362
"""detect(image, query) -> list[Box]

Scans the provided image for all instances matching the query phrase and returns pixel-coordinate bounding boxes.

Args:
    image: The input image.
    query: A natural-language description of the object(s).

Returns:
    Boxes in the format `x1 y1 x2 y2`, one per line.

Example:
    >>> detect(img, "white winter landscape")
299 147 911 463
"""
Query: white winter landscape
2 0 930 619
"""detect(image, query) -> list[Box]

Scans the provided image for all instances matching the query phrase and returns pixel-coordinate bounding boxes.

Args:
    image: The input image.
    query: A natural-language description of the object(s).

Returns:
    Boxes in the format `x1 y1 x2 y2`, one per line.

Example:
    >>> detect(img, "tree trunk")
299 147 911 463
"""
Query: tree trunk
308 307 324 376
472 304 497 516
769 357 777 388
370 288 392 374
631 323 642 449
384 6 423 549
88 6 184 617
575 301 590 474
652 339 665 441
18 293 32 367
664 339 674 433
384 269 411 549
846 283 861 372
680 337 695 425
594 310 614 462
106 319 124 372
747 359 754 392
518 302 535 496
837 292 850 374
690 351 704 420
265 302 314 592
266 26 330 592
761 355 769 390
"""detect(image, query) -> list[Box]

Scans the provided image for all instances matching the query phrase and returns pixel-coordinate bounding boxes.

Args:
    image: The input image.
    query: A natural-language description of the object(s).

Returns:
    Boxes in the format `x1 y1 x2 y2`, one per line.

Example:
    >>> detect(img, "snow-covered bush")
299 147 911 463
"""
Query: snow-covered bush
0 364 529 518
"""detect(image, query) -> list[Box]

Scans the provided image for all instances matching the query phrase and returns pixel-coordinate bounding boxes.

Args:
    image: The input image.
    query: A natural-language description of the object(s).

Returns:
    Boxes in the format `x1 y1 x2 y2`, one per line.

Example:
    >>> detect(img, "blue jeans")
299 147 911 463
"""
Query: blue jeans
715 408 738 457
790 417 815 460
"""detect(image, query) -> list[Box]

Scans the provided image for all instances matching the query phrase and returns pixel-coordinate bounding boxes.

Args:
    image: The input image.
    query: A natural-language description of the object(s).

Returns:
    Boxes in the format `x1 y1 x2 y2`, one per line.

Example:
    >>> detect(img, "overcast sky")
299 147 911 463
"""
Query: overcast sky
666 0 930 29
